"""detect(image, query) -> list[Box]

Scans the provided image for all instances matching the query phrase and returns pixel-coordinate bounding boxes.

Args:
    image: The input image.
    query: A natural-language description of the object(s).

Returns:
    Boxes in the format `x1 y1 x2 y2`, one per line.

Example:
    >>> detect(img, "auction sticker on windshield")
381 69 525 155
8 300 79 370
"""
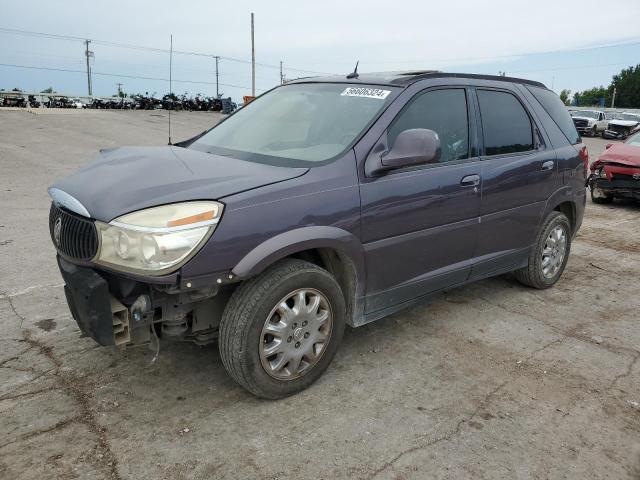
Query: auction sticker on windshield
341 87 391 100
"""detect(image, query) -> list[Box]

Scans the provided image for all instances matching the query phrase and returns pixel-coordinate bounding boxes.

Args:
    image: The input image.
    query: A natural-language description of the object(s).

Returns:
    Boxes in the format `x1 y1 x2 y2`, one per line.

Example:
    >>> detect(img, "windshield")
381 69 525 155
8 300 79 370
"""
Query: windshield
571 110 599 119
190 83 399 166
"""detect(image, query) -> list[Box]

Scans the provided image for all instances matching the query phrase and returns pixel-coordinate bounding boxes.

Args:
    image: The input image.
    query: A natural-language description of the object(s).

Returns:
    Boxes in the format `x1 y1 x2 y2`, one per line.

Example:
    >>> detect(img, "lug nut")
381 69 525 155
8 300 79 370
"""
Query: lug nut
295 342 300 348
287 336 292 343
302 321 307 326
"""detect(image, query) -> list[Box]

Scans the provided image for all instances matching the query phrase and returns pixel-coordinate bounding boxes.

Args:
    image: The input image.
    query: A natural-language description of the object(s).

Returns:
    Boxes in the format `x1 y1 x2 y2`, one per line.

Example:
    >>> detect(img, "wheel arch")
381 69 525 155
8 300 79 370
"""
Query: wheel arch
231 226 366 326
541 187 577 234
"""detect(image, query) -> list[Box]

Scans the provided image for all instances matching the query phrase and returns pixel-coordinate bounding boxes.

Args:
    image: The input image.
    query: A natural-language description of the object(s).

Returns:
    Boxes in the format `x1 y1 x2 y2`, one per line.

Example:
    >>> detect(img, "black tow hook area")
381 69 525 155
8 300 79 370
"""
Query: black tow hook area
58 256 116 346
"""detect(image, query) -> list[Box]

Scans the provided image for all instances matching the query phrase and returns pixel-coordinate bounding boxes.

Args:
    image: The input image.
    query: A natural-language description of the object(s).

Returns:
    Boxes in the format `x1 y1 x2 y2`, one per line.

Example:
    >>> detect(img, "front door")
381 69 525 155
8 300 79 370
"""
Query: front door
359 87 481 314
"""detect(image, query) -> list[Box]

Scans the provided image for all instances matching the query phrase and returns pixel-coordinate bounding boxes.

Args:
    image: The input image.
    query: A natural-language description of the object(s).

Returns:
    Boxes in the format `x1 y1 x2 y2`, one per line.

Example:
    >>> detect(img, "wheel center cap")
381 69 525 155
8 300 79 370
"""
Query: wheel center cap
293 327 304 341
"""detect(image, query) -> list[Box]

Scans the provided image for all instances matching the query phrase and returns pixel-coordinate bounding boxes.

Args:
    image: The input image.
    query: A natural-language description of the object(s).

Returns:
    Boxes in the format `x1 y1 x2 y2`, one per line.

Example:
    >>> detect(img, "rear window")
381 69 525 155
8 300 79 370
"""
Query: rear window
477 90 534 156
526 86 581 145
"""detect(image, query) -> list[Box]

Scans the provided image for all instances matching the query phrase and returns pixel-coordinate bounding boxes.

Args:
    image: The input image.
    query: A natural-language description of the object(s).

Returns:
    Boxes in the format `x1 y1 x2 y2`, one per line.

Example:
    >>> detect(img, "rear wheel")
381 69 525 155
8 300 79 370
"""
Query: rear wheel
590 186 613 204
514 211 571 289
218 259 345 399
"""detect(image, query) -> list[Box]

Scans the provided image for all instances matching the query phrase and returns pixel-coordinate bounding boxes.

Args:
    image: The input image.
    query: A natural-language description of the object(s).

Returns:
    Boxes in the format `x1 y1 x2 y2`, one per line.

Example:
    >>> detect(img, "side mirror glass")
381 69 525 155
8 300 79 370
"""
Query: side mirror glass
368 128 441 175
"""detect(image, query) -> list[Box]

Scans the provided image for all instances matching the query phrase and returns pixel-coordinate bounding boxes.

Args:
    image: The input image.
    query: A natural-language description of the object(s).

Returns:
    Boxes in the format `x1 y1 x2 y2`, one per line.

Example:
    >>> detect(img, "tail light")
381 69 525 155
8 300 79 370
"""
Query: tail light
578 145 589 177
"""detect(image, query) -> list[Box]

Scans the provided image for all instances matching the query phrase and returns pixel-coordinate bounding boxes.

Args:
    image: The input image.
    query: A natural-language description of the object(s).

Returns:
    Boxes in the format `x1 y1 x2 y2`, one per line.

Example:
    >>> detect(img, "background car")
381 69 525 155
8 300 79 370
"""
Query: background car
589 131 640 203
603 112 640 140
569 109 607 137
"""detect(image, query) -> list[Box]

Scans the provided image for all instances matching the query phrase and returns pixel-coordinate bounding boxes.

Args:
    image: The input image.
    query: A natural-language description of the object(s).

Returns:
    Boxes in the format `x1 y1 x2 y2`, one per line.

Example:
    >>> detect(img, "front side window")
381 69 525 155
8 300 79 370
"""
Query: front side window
477 90 534 156
190 83 399 166
387 88 469 163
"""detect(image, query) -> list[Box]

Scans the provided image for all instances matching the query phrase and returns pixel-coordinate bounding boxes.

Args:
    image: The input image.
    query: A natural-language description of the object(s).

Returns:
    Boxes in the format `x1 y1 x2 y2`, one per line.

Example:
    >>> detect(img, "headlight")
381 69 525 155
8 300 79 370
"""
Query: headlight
94 201 223 275
597 167 607 178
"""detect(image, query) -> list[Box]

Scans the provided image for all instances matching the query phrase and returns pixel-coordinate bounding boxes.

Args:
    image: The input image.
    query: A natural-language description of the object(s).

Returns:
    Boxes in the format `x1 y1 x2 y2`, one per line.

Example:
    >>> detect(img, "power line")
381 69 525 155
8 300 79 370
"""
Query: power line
509 61 638 74
0 27 333 75
0 62 263 91
1 26 639 74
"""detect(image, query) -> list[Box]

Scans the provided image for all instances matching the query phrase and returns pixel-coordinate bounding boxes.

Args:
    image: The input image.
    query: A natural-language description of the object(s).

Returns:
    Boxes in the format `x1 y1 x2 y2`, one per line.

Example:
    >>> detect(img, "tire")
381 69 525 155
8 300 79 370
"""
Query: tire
590 186 613 204
591 126 597 137
513 211 571 289
218 259 346 399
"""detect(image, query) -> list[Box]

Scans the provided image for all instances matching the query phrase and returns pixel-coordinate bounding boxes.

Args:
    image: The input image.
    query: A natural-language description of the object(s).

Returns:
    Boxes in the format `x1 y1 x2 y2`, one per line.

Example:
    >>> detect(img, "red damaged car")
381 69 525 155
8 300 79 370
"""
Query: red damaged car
588 132 640 204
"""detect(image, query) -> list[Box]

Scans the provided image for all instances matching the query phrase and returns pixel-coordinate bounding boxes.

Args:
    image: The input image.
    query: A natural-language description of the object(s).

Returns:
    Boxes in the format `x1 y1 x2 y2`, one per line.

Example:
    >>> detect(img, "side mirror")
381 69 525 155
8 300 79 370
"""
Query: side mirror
369 129 441 175
605 143 613 149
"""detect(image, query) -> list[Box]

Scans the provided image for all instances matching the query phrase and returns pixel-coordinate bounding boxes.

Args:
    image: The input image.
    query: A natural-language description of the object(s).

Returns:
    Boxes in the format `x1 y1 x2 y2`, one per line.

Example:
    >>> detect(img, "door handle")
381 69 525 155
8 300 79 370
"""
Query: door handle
460 174 480 186
541 160 554 171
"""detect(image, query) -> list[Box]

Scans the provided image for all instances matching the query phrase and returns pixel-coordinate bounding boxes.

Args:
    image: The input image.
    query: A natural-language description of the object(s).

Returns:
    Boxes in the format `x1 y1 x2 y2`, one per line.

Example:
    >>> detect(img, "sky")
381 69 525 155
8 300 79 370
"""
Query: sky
1 0 639 102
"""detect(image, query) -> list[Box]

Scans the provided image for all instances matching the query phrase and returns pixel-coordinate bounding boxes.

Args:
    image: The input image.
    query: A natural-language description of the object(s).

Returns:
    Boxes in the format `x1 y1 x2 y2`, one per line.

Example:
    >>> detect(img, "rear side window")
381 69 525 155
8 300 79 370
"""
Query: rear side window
477 90 533 156
526 86 581 145
387 88 469 163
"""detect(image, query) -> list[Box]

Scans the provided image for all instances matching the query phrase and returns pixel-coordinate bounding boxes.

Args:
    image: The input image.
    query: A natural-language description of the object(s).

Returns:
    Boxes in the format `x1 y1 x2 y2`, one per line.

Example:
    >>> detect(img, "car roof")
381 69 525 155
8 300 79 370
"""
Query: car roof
287 70 547 89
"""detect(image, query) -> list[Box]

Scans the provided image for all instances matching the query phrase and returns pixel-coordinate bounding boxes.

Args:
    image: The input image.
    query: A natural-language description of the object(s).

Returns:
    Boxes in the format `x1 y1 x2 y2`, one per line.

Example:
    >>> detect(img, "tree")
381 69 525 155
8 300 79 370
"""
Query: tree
572 64 640 108
40 87 54 93
559 89 571 105
574 86 609 107
611 65 640 108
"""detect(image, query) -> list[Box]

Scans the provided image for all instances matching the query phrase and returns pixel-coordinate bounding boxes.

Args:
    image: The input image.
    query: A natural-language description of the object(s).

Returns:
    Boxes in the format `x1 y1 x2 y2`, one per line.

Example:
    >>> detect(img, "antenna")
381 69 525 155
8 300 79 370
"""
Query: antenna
168 34 173 146
347 61 359 79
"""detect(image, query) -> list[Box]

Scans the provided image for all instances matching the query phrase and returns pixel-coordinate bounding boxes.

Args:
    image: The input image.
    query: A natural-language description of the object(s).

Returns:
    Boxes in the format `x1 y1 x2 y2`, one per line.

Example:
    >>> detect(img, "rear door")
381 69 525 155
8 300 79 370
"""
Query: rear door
470 87 558 279
359 87 481 313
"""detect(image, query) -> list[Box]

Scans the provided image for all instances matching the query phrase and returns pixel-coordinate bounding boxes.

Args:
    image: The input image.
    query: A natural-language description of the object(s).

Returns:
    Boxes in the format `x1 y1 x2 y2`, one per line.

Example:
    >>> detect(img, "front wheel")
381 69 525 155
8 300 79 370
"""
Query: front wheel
513 211 571 289
218 259 345 399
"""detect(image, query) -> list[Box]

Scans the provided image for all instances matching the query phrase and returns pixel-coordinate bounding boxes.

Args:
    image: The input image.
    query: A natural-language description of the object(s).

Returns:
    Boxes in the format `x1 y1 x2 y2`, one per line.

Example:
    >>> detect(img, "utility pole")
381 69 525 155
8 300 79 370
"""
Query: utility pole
116 83 123 97
214 56 220 97
280 61 284 85
84 40 93 96
251 12 255 97
611 87 617 108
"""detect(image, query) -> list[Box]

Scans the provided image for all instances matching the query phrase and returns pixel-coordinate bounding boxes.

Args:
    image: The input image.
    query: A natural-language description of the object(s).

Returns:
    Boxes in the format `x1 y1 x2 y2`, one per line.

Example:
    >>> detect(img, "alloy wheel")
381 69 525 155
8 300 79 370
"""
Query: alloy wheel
541 225 567 279
259 288 333 380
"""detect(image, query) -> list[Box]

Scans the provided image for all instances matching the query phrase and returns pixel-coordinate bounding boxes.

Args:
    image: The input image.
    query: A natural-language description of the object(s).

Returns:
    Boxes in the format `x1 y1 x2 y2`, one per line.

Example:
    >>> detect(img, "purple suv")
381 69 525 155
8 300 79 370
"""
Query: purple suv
48 71 587 398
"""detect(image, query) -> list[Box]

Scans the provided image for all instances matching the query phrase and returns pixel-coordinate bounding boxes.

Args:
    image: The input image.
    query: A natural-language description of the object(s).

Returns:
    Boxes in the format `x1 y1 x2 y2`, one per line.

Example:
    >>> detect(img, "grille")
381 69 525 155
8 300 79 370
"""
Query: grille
573 118 588 128
49 203 99 261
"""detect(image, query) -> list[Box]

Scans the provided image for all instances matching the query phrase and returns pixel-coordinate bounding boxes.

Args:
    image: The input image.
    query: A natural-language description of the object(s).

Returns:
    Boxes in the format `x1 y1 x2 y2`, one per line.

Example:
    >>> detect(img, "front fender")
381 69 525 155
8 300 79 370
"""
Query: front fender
231 226 366 296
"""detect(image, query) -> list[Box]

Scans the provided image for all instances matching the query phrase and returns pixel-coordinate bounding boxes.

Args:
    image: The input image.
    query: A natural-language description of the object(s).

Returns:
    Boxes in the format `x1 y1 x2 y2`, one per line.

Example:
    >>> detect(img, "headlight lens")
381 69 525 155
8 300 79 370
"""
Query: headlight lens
597 167 607 178
95 201 223 275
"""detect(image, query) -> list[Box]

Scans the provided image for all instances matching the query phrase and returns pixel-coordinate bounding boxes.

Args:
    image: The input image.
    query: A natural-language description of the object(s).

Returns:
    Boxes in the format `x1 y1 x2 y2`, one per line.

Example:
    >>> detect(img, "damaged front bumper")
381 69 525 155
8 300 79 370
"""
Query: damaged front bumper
602 129 629 140
57 256 231 347
588 175 640 200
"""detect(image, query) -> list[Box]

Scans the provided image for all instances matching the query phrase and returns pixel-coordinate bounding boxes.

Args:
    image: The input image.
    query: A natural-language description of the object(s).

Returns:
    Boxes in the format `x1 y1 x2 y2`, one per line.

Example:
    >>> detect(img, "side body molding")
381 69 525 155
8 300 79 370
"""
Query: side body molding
231 226 366 297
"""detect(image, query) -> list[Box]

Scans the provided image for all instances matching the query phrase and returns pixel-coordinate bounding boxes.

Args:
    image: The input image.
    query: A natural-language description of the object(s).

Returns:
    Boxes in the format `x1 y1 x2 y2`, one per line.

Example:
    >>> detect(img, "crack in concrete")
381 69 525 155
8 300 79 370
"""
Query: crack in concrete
366 337 564 479
1 289 27 330
0 293 122 480
0 346 33 368
469 292 640 358
0 418 76 450
0 385 61 402
609 351 640 391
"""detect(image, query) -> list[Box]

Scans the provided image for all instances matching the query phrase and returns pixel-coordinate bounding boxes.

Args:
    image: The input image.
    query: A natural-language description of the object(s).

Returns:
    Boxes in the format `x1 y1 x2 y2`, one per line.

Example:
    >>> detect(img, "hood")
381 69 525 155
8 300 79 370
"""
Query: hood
50 146 308 221
572 116 595 122
593 144 640 169
608 119 640 127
